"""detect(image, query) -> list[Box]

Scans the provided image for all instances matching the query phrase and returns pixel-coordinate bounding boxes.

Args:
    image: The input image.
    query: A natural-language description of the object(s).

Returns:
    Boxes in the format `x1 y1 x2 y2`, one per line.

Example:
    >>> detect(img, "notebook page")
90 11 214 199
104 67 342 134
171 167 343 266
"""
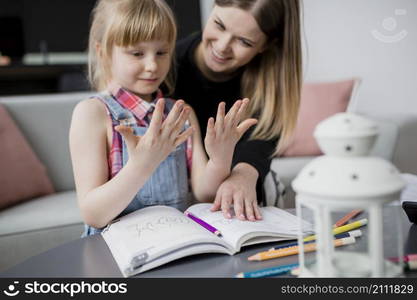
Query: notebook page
102 205 228 275
187 203 312 251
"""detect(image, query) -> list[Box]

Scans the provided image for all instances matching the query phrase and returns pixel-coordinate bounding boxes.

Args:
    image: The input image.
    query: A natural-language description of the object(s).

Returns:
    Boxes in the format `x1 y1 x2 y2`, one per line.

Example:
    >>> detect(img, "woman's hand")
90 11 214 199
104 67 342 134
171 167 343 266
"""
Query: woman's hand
204 98 257 168
210 163 262 221
115 99 193 171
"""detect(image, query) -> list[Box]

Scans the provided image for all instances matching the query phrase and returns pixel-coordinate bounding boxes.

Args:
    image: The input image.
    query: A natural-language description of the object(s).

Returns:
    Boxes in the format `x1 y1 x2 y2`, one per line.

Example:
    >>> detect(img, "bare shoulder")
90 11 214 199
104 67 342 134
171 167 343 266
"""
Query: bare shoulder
72 97 108 123
70 97 111 141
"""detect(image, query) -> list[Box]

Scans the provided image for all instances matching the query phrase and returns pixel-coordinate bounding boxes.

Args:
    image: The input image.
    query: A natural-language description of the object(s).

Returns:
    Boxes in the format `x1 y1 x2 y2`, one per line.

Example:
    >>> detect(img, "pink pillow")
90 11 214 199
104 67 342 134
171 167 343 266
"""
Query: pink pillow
0 104 54 210
281 79 357 157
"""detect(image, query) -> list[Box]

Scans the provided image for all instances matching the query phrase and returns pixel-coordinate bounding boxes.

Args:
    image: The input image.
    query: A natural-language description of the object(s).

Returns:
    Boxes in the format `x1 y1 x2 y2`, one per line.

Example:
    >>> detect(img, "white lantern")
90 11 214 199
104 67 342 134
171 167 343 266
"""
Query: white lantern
292 113 406 277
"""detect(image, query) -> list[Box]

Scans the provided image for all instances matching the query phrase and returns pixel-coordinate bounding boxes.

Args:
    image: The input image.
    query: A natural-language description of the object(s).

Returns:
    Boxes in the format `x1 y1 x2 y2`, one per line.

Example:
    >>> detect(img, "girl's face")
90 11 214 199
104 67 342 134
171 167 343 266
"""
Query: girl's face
110 40 171 101
200 5 267 74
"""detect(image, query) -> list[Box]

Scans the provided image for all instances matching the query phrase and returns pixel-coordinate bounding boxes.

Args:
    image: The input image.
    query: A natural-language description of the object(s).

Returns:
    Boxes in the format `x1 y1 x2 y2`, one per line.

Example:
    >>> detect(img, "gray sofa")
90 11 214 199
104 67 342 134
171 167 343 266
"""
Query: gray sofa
1 92 417 272
0 92 93 272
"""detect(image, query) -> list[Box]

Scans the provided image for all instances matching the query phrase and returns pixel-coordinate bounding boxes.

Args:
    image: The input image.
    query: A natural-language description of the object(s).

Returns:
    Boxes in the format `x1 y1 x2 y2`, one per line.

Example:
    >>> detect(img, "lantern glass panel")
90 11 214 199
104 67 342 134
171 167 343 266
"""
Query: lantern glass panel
297 198 404 277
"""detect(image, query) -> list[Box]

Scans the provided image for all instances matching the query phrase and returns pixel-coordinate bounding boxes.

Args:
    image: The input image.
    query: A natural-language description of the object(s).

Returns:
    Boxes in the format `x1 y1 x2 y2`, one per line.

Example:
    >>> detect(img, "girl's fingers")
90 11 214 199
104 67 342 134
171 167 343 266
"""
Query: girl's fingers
225 100 242 128
171 106 191 139
237 118 258 137
205 117 215 140
174 127 194 147
234 98 250 126
148 98 165 135
215 102 225 135
115 125 140 152
164 100 185 131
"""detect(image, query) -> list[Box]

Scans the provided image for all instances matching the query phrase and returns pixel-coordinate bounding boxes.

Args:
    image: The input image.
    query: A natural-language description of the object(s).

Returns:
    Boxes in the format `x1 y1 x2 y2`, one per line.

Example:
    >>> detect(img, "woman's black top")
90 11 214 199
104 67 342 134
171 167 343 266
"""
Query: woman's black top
173 32 278 204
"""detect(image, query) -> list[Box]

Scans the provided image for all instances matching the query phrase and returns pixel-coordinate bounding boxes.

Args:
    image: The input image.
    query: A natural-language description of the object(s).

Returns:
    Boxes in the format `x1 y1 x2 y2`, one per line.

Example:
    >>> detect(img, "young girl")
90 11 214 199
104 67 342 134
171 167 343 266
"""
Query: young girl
69 0 257 236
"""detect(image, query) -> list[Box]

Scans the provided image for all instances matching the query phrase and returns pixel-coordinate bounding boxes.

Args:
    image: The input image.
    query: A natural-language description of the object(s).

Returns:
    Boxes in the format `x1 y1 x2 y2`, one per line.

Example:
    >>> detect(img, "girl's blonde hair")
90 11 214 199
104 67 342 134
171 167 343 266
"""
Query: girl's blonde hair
215 0 303 156
88 0 177 93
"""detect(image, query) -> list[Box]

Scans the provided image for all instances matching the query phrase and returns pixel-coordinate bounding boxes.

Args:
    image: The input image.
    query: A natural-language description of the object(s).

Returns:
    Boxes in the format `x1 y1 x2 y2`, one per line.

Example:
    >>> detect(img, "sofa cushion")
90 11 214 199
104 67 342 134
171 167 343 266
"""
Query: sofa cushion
0 92 94 192
0 104 54 209
281 79 357 157
0 191 82 236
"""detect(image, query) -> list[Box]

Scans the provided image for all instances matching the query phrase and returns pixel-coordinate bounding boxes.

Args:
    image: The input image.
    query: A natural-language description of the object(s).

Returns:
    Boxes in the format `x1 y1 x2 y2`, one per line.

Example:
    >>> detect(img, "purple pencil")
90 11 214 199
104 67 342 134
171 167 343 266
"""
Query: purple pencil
184 211 222 237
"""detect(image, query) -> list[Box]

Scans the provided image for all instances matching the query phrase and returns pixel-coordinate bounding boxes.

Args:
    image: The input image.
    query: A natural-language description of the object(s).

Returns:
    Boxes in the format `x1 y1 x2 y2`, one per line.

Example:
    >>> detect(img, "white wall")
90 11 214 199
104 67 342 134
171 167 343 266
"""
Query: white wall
199 0 417 116
303 0 417 116
200 0 214 27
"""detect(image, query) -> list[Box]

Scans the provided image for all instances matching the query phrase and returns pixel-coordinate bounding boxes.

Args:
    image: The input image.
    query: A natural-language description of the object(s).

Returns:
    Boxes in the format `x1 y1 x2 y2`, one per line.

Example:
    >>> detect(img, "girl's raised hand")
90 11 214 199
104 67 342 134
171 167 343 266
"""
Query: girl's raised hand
205 98 257 166
115 99 193 170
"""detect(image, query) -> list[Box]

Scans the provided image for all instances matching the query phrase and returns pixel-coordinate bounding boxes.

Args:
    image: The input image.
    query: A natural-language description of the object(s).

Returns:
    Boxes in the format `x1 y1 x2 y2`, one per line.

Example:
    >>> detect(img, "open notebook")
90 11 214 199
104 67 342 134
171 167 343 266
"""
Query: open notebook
102 203 312 277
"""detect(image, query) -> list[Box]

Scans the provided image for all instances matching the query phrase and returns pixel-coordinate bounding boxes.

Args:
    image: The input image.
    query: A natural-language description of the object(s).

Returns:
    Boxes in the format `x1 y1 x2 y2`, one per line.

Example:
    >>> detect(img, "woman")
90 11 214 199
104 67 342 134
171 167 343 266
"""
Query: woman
173 0 302 221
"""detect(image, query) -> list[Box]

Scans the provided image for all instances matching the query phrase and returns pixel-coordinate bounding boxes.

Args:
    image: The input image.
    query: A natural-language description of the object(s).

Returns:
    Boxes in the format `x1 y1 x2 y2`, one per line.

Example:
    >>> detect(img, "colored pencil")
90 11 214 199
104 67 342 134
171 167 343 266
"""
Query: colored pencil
334 209 363 227
388 255 417 271
236 263 299 278
268 230 362 251
388 254 417 263
290 267 301 276
303 218 368 242
248 236 356 261
184 211 222 236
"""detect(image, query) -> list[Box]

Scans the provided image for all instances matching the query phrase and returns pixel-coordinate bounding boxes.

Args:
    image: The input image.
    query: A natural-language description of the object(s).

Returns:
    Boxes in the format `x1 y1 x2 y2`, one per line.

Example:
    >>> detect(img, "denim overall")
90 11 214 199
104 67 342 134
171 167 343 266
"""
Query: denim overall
82 92 189 236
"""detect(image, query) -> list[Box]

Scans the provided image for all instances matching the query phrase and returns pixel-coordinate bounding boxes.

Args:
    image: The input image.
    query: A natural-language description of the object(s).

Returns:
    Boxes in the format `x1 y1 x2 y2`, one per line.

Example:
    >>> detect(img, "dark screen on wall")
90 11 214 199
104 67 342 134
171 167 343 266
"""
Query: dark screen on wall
0 0 201 59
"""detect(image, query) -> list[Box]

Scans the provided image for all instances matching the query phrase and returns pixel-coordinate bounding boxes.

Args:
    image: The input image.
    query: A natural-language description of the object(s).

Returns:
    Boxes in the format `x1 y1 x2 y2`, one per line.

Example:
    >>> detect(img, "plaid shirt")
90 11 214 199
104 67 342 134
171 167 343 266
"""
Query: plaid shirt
104 86 193 178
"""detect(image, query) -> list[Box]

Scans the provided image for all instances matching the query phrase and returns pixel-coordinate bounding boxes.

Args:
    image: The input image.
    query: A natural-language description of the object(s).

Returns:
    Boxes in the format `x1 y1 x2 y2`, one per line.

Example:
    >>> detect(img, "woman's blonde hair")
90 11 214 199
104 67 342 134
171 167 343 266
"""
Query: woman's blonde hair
88 0 177 93
215 0 302 156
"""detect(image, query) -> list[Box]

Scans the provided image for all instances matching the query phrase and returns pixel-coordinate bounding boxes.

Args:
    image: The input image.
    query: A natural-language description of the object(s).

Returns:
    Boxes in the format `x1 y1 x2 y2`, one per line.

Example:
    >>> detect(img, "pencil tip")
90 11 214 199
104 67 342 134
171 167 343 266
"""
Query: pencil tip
248 255 258 261
290 267 300 276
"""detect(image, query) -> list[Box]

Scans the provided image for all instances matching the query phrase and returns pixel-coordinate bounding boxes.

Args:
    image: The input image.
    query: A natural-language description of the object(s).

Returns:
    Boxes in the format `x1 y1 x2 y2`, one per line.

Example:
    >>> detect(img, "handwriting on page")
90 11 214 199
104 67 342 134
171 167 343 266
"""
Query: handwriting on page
126 215 191 241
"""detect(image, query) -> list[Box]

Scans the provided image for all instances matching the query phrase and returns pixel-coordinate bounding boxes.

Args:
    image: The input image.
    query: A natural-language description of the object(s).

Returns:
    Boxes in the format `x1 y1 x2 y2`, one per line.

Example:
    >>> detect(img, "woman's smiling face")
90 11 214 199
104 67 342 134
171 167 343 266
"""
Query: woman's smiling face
200 5 267 75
